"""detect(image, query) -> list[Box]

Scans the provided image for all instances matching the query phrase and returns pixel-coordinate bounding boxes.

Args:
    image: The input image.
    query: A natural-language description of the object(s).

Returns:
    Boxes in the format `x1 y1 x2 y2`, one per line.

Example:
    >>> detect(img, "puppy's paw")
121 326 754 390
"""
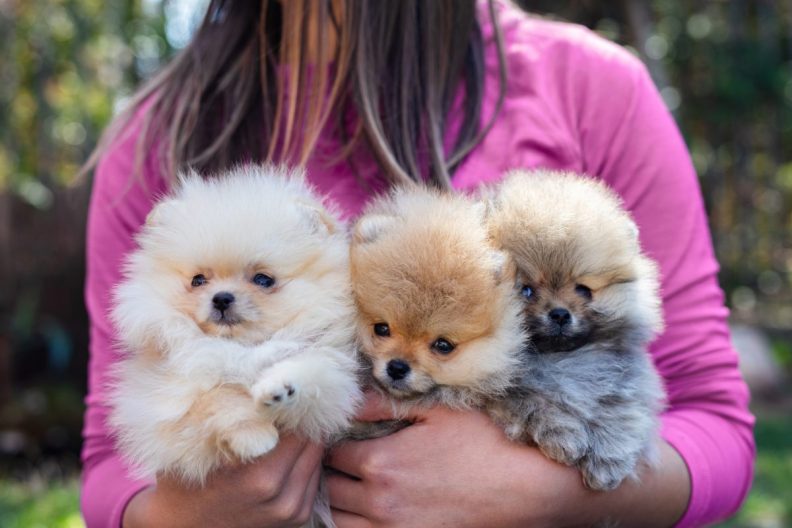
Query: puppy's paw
534 428 588 465
503 422 528 442
226 423 279 460
580 456 633 491
253 376 298 408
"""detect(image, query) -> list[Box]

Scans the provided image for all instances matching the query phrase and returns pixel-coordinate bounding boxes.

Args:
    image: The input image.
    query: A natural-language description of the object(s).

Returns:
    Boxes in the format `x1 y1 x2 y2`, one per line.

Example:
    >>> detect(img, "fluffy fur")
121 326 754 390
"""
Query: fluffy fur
350 185 526 413
485 170 666 490
109 165 361 496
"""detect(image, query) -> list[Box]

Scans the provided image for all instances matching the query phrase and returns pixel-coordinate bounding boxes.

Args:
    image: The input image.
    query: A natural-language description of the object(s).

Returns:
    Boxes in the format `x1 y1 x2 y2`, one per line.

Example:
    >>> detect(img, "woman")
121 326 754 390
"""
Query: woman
81 1 755 526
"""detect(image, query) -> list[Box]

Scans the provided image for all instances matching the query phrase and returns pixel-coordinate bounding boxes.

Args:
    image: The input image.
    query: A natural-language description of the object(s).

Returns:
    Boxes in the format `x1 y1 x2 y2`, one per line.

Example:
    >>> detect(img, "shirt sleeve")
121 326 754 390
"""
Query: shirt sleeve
81 120 167 527
573 40 756 527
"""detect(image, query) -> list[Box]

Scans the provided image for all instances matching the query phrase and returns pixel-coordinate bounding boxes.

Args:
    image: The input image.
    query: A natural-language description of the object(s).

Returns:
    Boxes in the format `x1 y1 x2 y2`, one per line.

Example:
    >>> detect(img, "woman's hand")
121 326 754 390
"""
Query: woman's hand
123 435 324 528
325 393 690 528
325 395 580 528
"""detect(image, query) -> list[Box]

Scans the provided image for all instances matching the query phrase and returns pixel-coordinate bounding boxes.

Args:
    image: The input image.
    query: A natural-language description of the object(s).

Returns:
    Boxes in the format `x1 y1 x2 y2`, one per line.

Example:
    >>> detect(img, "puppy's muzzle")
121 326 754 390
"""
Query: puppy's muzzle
212 292 235 311
386 359 411 381
548 307 571 327
211 291 240 325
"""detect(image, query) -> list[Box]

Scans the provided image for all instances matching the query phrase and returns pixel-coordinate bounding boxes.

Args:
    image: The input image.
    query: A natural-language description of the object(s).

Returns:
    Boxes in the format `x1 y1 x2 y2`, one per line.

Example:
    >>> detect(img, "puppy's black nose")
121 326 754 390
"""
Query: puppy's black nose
548 308 571 326
386 359 411 381
212 292 235 311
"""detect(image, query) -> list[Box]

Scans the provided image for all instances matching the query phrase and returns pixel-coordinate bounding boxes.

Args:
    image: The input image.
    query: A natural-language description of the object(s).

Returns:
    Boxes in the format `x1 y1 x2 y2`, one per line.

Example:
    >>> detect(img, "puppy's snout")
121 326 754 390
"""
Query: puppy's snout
548 307 571 326
212 292 235 312
386 359 411 381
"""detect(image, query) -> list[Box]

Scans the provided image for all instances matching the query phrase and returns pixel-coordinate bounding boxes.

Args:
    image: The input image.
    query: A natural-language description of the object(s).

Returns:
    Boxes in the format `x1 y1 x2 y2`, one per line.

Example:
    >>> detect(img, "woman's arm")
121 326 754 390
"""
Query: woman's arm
81 121 167 527
573 36 755 527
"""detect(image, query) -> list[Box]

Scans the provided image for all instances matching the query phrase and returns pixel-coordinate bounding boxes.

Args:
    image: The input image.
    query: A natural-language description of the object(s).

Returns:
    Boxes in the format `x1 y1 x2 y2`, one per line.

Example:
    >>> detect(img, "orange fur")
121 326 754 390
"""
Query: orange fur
350 186 525 402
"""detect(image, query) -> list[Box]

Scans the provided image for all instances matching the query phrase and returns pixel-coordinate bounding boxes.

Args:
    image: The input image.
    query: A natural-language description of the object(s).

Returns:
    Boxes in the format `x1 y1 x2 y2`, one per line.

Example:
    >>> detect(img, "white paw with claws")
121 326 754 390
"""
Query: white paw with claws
253 376 298 408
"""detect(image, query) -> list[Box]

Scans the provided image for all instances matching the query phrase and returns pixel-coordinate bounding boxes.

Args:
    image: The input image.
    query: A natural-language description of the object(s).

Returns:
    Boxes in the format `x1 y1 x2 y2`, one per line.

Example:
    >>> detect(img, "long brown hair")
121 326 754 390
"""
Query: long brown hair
85 0 506 189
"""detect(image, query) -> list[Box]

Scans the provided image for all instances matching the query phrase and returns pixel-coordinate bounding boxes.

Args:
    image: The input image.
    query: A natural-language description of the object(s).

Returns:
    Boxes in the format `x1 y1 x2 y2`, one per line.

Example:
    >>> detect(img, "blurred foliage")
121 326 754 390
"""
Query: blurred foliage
771 339 792 369
721 414 792 528
0 0 178 471
0 0 174 203
0 476 83 528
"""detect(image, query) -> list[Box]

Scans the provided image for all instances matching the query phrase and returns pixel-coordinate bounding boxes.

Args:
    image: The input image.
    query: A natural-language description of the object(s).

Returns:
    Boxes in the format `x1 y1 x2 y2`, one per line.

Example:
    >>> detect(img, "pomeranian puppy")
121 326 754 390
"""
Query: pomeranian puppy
109 165 361 491
485 170 666 490
350 185 525 414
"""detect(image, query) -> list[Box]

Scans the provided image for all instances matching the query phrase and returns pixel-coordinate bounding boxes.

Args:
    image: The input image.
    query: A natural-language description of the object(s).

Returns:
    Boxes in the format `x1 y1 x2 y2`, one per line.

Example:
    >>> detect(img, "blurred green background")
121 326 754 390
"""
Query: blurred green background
0 1 790 526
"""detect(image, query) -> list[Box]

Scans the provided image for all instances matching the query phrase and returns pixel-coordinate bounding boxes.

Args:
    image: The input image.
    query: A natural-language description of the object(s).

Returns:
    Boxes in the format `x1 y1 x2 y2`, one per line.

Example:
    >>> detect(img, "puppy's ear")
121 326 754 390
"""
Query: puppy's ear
144 200 172 227
145 205 162 226
474 193 503 244
490 250 515 285
471 199 490 222
353 214 397 244
473 187 499 220
626 218 640 242
296 201 337 235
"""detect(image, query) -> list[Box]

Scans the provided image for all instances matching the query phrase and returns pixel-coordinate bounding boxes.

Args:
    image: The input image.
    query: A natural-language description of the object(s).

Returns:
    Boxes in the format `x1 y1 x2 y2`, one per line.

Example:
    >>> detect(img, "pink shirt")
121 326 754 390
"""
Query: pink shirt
81 4 755 527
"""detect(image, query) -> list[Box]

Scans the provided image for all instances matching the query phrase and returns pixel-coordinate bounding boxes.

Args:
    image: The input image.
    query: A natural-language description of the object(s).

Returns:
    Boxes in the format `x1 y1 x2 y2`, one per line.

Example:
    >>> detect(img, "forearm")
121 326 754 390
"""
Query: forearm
122 487 157 528
574 441 689 527
80 443 152 528
507 440 689 528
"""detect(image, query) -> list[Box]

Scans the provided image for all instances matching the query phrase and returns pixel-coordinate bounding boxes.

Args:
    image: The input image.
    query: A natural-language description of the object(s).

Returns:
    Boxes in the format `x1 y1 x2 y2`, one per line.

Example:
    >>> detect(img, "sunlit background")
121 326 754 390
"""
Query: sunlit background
0 1 790 526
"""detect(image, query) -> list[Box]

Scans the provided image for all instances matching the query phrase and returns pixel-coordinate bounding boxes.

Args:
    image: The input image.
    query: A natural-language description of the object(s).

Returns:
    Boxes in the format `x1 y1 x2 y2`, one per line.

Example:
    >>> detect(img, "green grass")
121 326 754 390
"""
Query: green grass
0 412 789 527
0 477 84 528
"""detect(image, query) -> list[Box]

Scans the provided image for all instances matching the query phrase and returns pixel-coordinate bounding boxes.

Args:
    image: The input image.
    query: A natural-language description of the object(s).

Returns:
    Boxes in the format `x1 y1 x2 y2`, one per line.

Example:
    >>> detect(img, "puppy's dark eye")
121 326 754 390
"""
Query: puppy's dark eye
521 285 535 299
252 273 275 288
575 284 592 299
191 274 207 287
431 338 455 355
373 323 390 337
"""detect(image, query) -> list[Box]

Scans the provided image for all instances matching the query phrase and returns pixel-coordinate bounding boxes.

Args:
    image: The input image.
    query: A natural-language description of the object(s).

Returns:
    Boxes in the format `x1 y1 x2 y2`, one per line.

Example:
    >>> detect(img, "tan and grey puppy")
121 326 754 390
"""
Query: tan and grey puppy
485 170 666 490
350 185 525 416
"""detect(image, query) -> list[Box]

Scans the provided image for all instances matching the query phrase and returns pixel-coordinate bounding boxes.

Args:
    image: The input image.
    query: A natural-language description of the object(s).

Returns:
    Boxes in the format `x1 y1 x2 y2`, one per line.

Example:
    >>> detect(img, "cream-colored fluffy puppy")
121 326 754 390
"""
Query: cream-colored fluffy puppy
109 165 361 487
350 185 525 412
485 170 666 490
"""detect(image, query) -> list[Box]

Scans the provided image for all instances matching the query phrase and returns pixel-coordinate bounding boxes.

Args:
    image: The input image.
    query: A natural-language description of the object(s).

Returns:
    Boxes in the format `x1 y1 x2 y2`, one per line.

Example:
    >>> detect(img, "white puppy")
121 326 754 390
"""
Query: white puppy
109 165 361 492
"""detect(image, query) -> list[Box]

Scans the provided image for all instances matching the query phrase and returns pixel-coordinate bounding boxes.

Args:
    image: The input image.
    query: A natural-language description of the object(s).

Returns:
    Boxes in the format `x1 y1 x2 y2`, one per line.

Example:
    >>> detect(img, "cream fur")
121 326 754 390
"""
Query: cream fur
109 165 361 494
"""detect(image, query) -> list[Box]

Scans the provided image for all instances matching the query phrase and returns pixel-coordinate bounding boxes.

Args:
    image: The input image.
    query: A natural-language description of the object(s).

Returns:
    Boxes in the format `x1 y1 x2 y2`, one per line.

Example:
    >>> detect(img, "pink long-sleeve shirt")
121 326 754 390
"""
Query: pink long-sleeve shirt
81 4 755 527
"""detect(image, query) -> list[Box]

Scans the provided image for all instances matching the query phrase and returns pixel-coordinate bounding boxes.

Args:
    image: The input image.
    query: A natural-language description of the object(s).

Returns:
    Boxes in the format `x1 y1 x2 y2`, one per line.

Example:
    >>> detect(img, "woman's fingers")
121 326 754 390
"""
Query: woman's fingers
355 391 430 423
236 435 308 500
290 440 325 482
324 438 380 479
262 440 324 519
295 463 322 523
354 391 399 421
325 472 370 516
331 508 373 528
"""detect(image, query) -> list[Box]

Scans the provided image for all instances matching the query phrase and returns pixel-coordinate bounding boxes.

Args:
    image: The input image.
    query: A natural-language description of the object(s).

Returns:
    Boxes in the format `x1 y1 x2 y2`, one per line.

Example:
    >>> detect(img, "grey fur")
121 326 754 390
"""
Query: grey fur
483 170 668 491
487 329 665 490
